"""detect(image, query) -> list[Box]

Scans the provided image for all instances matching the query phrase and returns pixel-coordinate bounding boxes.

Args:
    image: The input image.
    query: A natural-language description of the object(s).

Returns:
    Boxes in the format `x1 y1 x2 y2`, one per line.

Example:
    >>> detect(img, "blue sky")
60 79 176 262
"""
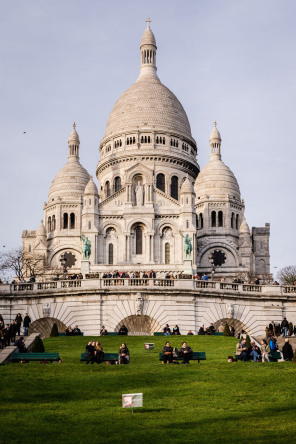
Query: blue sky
0 0 295 277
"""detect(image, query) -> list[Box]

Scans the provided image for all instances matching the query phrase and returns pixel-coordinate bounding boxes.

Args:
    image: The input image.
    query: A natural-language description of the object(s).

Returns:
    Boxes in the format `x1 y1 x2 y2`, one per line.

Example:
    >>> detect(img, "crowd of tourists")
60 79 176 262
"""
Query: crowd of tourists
0 312 31 349
266 318 296 337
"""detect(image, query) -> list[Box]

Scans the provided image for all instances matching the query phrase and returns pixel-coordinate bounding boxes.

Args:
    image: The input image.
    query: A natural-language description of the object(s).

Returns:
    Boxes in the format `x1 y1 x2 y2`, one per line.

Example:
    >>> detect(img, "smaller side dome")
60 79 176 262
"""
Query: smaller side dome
36 220 46 237
180 175 193 194
239 218 250 234
84 176 98 195
209 121 221 144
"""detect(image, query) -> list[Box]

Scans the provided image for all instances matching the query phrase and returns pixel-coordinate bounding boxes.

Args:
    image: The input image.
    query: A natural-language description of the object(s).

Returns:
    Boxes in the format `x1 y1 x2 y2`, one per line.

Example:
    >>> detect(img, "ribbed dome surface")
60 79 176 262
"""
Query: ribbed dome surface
239 218 250 234
141 27 156 47
48 159 90 201
104 77 192 139
36 220 46 237
195 158 241 200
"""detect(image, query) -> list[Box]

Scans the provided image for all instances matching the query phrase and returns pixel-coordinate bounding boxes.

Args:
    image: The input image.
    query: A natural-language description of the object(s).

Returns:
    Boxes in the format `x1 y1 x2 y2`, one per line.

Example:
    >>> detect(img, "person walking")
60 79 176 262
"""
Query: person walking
23 313 31 336
15 313 22 336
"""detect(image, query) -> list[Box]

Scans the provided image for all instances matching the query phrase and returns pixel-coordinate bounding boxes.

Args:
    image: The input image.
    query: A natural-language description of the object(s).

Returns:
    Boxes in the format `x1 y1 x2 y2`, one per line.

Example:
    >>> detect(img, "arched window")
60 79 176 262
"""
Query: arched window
108 243 113 265
156 136 159 144
236 214 239 230
70 213 75 229
160 137 162 144
231 212 234 229
156 173 165 192
211 211 216 227
165 243 170 264
196 214 199 229
148 136 151 143
136 227 143 255
163 137 165 144
133 137 136 144
52 215 56 231
171 176 179 200
63 213 68 229
145 136 147 143
127 138 129 145
106 181 110 198
29 245 31 253
141 136 144 143
186 220 189 229
200 213 203 229
218 211 223 227
114 176 121 192
89 199 91 205
88 221 91 230
48 216 51 232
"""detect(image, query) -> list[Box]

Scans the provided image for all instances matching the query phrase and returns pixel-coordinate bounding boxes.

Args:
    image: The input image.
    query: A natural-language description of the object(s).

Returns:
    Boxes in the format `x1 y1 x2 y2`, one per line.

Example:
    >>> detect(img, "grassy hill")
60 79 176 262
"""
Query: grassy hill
1 335 296 443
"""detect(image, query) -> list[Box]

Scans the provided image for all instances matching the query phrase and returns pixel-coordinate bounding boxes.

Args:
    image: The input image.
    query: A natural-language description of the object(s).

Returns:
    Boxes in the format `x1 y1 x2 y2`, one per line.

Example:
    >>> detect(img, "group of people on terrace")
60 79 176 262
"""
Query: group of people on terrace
0 312 31 349
266 317 296 337
236 336 294 362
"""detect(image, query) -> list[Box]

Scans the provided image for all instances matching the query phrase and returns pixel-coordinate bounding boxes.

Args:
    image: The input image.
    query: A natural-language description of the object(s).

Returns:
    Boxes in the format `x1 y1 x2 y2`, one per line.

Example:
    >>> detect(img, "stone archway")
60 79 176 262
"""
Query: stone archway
116 315 161 335
29 317 67 338
213 318 249 336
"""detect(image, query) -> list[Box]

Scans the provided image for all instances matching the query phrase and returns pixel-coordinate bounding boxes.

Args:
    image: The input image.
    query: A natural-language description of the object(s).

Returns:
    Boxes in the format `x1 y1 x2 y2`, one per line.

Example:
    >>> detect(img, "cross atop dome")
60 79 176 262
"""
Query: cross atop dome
146 17 152 28
73 122 76 130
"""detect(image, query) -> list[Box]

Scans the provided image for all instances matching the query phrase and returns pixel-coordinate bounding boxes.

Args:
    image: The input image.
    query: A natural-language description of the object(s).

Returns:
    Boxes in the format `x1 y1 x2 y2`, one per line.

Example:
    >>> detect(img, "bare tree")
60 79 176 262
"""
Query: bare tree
277 266 296 285
0 248 58 282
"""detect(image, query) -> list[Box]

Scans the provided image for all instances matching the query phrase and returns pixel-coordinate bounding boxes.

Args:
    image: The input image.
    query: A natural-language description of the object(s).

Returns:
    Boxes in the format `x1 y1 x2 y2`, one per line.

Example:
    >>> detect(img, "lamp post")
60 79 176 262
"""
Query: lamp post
209 252 215 281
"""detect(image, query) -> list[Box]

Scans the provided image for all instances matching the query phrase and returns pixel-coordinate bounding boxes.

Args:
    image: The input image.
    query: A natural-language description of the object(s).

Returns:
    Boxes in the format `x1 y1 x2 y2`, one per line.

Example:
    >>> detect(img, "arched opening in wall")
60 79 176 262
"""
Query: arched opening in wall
108 243 114 265
29 317 67 339
211 211 216 227
115 315 162 335
63 213 68 229
171 176 179 200
136 227 143 255
236 214 239 230
52 215 56 230
165 242 170 264
231 212 234 229
114 176 121 192
218 211 223 227
199 213 203 229
213 318 250 336
156 173 165 192
70 213 75 229
196 214 199 229
106 181 111 198
48 216 51 232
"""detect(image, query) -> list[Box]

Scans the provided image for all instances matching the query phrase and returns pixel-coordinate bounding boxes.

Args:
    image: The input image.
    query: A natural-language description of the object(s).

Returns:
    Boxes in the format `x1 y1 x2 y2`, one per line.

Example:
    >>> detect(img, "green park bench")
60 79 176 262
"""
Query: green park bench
59 332 84 336
213 332 224 336
154 332 165 336
80 352 119 363
107 332 118 336
158 351 206 363
10 353 60 363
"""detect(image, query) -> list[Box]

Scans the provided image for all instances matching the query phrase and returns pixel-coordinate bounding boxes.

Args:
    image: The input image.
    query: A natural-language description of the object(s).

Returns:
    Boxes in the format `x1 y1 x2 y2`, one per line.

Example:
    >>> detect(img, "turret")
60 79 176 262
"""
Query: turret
68 122 80 160
137 17 159 81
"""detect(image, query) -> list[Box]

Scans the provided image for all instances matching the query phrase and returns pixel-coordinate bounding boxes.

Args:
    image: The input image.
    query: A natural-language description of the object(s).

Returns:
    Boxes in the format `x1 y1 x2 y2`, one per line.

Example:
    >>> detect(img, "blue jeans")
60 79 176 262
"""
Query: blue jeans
24 327 29 336
164 333 170 336
250 350 259 362
282 327 288 337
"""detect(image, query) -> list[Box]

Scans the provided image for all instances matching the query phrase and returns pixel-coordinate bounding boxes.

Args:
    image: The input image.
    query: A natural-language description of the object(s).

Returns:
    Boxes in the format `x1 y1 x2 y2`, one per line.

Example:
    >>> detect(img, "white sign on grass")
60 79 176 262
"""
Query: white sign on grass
122 393 143 408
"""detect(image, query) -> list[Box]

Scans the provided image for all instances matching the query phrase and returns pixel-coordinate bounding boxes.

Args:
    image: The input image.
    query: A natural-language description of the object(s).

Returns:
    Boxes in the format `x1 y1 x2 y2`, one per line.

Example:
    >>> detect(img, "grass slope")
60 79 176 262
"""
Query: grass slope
1 336 296 444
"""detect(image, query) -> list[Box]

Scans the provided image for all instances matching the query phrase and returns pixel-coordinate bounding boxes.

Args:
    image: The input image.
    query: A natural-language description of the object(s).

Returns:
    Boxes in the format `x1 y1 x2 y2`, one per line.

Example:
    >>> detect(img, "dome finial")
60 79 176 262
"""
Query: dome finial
68 122 80 160
213 120 217 127
137 17 159 82
73 122 76 130
146 16 152 28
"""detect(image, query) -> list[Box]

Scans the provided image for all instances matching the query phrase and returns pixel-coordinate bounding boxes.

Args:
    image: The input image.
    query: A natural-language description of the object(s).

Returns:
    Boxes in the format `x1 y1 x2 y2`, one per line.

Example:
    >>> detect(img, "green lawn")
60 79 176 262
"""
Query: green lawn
1 335 296 444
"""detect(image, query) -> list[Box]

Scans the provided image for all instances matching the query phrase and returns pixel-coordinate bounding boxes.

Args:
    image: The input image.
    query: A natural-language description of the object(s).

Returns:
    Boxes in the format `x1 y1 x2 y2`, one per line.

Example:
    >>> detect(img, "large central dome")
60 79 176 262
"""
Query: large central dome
104 23 193 140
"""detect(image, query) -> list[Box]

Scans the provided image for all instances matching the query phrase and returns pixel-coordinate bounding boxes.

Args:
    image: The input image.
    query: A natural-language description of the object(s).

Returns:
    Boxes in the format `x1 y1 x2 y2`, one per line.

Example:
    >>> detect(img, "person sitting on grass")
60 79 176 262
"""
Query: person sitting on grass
179 341 193 364
94 342 104 364
118 343 130 364
261 339 270 362
282 338 294 361
118 324 128 335
198 325 205 335
187 330 194 335
85 341 95 364
209 323 216 334
65 326 73 336
73 325 82 335
162 341 173 364
163 324 171 335
173 325 180 335
248 341 261 362
236 338 249 361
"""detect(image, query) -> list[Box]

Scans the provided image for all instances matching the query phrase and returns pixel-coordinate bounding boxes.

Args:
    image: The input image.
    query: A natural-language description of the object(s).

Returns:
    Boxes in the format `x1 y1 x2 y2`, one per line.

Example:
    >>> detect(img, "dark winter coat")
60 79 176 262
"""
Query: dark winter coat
23 316 31 328
282 342 294 361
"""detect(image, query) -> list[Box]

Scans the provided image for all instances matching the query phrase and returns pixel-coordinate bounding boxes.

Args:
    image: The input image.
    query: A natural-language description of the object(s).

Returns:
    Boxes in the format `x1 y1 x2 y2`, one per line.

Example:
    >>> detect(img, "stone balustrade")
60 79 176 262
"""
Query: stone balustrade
0 279 295 297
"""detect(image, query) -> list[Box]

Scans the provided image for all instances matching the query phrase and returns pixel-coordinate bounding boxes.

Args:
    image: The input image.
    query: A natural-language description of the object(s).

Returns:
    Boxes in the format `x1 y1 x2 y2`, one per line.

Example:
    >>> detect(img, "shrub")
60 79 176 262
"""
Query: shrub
223 323 231 336
289 322 293 336
246 335 251 348
31 335 45 353
50 323 59 337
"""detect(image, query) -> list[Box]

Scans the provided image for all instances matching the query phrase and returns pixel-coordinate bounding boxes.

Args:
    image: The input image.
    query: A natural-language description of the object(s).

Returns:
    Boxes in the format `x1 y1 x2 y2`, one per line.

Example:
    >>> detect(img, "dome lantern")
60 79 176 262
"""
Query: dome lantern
68 122 80 160
210 121 222 160
137 18 159 81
